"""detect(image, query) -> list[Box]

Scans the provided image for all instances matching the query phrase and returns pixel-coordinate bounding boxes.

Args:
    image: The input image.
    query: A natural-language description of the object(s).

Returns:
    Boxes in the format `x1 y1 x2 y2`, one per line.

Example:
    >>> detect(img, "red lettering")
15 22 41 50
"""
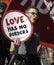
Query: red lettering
20 16 24 23
6 16 24 26
10 19 14 24
14 17 19 24
6 18 10 26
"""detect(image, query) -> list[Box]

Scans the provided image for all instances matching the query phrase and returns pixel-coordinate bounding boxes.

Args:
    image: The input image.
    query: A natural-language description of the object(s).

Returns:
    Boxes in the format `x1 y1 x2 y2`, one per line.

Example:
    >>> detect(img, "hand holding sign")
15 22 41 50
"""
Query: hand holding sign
10 38 21 55
13 38 21 46
1 10 33 42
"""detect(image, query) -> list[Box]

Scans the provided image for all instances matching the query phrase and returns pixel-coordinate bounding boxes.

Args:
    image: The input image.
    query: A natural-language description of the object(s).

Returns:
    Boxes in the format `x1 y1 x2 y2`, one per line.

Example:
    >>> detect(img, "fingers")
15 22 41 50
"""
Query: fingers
10 38 21 55
13 38 21 46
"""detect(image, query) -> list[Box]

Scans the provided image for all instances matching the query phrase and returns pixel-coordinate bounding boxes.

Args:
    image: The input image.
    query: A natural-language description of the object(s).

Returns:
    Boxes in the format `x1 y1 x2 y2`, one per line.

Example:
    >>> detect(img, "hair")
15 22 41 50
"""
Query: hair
25 6 39 14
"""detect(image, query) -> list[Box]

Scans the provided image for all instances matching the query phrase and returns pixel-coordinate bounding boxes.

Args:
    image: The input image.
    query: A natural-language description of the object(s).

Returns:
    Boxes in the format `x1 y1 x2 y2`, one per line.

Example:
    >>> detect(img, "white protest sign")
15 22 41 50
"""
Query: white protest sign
1 10 33 42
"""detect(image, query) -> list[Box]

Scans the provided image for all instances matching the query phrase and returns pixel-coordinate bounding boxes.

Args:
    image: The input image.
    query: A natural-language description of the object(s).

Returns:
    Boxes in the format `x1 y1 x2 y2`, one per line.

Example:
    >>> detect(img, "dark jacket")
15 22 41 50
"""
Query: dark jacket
25 31 40 55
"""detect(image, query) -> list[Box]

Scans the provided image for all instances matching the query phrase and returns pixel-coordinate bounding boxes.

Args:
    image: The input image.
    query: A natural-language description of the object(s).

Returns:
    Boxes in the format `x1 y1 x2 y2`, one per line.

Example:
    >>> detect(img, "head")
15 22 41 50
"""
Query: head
25 6 39 23
47 47 54 62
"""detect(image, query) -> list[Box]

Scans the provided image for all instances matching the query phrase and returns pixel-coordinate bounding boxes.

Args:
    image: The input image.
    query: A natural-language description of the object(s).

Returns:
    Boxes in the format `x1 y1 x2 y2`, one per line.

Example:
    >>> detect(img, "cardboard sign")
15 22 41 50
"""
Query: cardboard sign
2 10 33 42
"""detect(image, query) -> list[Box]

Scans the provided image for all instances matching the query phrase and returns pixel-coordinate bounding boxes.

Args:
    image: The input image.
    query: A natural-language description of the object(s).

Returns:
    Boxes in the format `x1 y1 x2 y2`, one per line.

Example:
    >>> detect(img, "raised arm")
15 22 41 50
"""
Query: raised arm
10 38 21 55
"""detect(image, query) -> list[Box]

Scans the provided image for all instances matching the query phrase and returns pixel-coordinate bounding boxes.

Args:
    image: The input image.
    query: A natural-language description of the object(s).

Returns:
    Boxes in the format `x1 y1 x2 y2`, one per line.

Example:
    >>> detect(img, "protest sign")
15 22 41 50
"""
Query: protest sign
1 10 33 42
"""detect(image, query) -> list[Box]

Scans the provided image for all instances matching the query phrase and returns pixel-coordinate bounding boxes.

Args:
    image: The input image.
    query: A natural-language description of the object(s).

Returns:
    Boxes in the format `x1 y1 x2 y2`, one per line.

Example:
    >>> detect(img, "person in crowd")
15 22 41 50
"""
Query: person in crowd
47 47 54 65
9 6 41 65
0 1 11 65
40 46 54 65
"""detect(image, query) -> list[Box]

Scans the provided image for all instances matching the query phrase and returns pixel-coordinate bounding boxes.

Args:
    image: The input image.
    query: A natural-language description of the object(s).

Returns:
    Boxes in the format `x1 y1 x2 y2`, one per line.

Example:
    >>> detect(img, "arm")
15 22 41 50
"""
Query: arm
10 38 21 55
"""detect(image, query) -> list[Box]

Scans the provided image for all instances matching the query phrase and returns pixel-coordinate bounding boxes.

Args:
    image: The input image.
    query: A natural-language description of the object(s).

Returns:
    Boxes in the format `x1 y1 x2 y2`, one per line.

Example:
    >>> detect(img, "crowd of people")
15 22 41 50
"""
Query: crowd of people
0 0 54 65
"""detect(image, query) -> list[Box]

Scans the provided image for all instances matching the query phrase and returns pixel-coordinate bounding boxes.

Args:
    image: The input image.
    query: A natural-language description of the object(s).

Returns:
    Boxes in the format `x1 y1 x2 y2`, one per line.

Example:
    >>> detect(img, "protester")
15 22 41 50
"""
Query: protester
9 6 41 65
47 47 54 65
0 1 10 65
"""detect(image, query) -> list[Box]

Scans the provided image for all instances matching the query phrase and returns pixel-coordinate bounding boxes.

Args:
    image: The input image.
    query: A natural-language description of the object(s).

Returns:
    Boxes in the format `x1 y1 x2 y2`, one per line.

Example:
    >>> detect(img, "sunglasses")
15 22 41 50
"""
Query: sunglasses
28 12 38 16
